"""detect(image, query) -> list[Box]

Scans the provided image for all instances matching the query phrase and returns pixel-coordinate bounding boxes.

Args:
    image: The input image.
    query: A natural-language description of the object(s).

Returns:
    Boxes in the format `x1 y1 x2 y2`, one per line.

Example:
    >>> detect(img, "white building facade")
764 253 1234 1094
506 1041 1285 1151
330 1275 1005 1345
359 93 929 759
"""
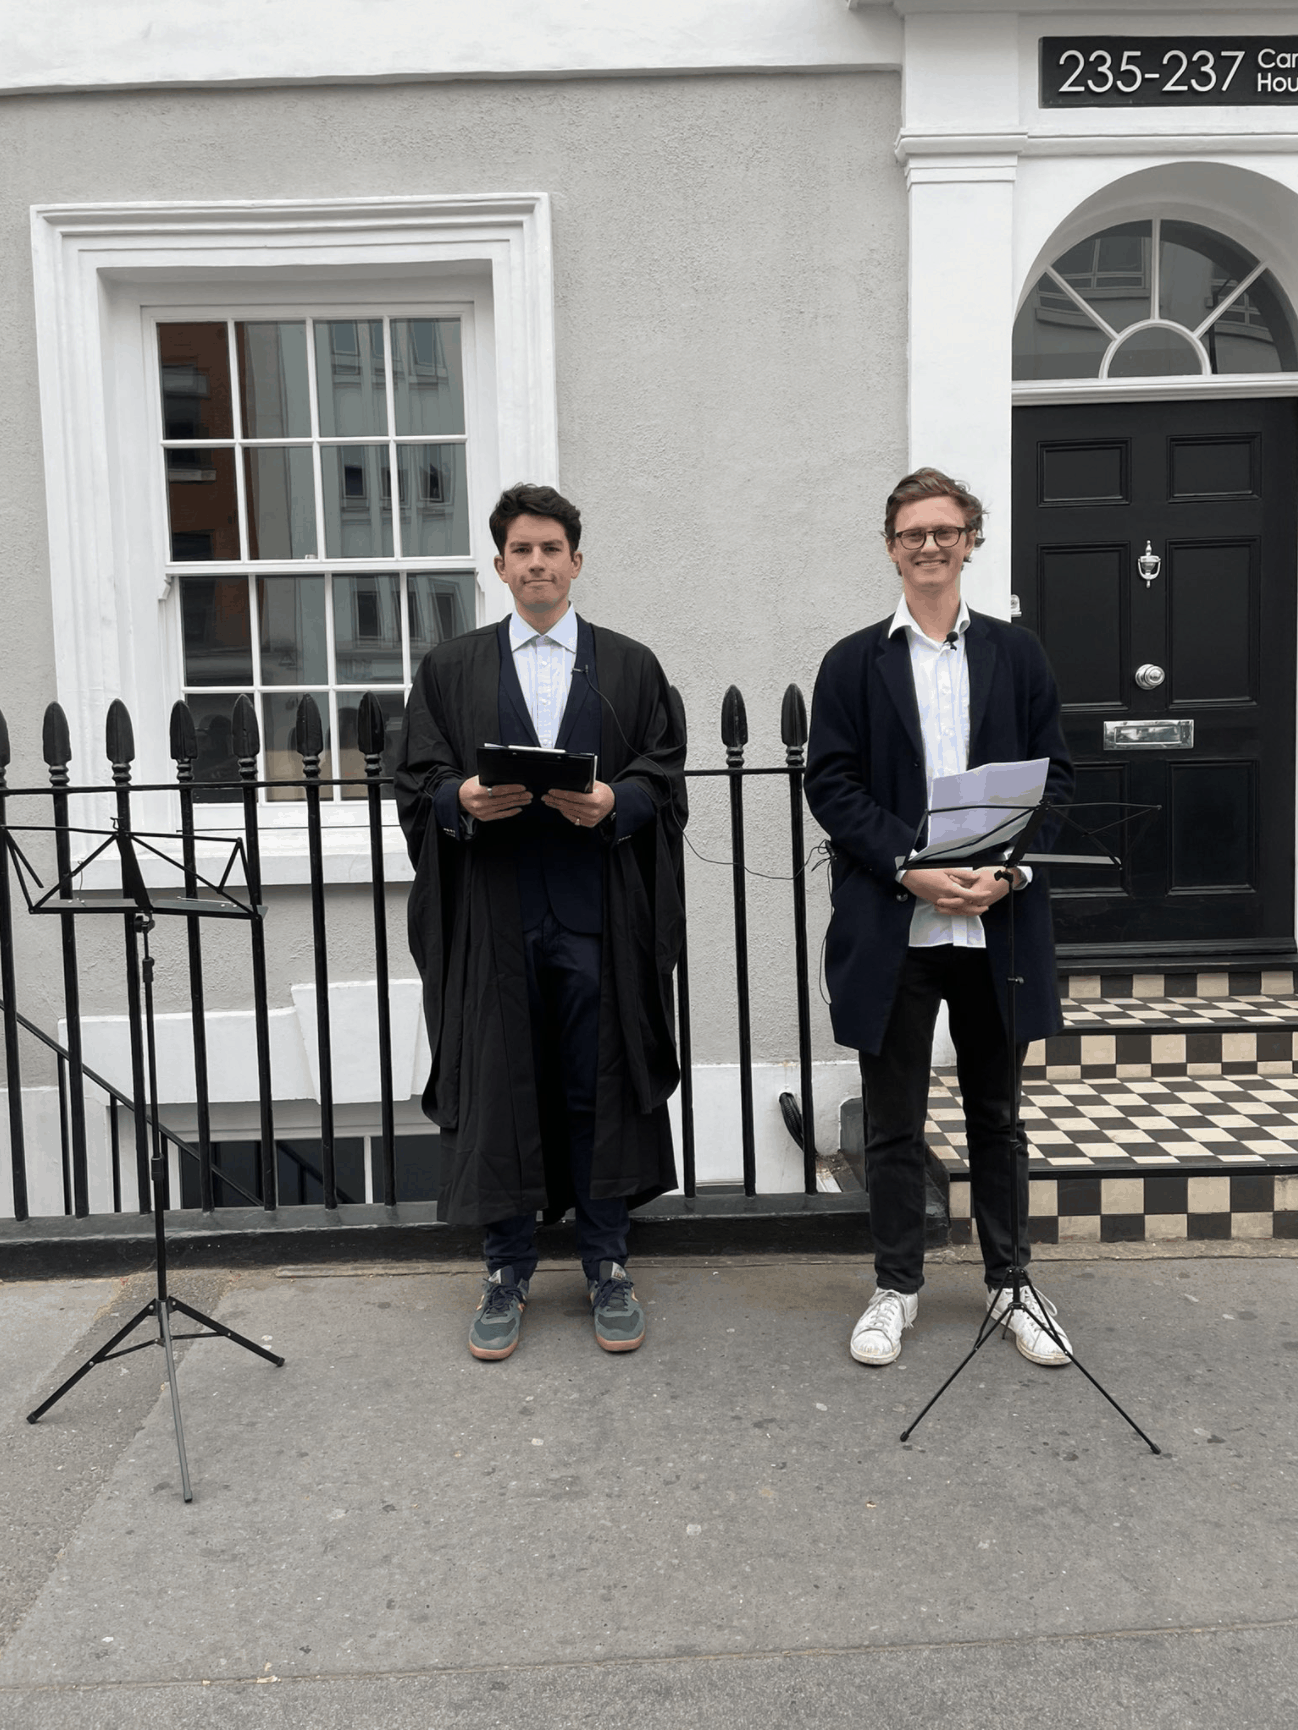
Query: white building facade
5 1 1298 1212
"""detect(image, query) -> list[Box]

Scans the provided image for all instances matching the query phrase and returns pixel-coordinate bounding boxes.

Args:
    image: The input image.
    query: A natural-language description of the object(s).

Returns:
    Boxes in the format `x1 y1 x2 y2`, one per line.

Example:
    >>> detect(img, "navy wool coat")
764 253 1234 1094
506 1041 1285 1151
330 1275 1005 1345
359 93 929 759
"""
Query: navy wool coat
394 619 688 1226
804 609 1074 1057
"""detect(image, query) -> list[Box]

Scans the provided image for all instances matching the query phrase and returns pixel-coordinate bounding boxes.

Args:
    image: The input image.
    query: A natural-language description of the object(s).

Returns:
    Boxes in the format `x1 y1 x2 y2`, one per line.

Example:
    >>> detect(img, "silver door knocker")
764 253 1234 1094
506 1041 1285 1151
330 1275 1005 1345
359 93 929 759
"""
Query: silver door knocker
1138 541 1161 588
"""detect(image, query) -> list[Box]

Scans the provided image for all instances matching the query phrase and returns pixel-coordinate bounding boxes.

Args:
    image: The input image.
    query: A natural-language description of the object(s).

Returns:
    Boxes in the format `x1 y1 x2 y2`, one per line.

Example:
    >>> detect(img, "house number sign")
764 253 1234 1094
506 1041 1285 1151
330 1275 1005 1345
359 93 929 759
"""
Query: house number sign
1041 38 1298 107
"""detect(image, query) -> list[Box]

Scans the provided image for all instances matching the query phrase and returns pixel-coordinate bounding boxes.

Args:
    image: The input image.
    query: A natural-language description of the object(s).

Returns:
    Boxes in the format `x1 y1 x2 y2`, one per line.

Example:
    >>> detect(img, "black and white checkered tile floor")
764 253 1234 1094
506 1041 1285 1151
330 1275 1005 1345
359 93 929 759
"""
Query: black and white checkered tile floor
930 969 1298 1242
927 1071 1298 1169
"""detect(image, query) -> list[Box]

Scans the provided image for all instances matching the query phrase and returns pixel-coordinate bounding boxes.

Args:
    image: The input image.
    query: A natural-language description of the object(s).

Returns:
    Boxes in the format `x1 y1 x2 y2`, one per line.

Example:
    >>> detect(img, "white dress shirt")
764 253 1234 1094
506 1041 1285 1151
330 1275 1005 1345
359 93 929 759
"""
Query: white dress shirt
510 603 578 746
889 595 984 950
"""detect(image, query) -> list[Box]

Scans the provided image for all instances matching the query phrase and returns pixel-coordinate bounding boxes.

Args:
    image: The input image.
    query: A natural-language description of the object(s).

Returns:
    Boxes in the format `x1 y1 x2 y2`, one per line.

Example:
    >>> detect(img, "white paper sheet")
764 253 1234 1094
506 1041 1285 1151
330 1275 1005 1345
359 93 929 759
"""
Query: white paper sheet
900 757 1049 869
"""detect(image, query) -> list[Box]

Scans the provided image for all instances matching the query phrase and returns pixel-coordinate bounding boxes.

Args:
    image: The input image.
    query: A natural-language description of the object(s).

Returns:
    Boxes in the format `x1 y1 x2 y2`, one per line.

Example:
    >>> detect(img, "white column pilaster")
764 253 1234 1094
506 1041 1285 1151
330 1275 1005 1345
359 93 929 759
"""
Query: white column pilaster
902 151 1019 619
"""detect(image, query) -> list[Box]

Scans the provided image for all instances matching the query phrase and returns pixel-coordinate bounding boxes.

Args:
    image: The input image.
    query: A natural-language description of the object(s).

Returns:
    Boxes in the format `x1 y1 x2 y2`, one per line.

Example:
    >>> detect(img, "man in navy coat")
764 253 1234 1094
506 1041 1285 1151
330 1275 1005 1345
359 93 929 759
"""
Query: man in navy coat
806 468 1073 1368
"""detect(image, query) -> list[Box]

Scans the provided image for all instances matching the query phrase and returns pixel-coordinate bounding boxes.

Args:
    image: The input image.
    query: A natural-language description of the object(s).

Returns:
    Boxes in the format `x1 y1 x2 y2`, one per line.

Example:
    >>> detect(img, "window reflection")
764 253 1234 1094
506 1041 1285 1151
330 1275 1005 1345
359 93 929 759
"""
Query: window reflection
244 447 317 559
392 319 465 436
262 691 332 802
167 448 240 561
257 575 328 685
1108 326 1203 379
314 319 387 437
1209 272 1298 374
1012 274 1110 381
236 322 311 438
1013 219 1298 383
336 690 405 798
322 445 394 559
397 444 469 556
181 577 253 685
158 324 233 440
408 572 473 658
185 694 247 802
333 574 403 683
1053 224 1151 333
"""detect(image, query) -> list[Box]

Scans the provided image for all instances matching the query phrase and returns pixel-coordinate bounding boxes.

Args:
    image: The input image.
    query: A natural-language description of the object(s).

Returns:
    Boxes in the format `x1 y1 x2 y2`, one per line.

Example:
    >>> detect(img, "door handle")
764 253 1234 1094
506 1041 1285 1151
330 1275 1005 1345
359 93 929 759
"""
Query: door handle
1134 663 1166 690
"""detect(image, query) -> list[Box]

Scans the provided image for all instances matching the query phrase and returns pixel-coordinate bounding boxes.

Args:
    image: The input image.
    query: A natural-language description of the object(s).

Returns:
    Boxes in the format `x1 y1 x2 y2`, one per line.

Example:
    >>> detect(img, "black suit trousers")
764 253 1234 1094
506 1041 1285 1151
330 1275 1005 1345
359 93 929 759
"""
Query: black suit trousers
858 945 1029 1294
483 912 630 1282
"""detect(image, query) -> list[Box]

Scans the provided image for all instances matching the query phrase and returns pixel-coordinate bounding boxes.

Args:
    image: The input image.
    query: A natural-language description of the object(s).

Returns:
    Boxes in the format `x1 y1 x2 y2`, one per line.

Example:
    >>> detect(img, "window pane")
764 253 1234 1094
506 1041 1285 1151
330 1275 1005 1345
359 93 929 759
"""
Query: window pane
185 693 246 803
336 690 405 799
236 321 311 438
322 445 394 558
314 319 387 436
1107 326 1204 378
397 444 469 556
181 576 252 685
1158 221 1257 331
408 571 474 659
1053 222 1151 332
392 319 465 436
244 447 317 559
1207 270 1298 374
1012 274 1109 381
333 574 403 682
158 323 233 440
257 575 327 685
167 448 240 561
261 691 332 802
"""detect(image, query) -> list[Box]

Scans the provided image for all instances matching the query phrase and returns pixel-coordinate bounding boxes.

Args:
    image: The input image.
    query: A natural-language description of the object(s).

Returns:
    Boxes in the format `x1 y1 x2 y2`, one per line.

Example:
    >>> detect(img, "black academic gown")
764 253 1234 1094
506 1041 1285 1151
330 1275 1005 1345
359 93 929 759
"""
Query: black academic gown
394 617 687 1226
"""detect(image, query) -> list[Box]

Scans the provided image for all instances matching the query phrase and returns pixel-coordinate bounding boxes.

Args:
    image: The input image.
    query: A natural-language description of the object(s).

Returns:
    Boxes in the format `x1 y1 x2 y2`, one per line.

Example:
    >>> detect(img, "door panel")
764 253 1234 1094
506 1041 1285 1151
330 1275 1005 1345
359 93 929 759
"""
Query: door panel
1013 398 1296 959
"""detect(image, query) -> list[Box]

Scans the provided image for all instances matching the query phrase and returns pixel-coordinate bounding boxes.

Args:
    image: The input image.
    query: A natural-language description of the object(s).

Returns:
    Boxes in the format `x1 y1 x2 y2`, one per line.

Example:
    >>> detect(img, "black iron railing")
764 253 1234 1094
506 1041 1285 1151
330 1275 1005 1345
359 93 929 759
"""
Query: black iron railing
0 682 826 1227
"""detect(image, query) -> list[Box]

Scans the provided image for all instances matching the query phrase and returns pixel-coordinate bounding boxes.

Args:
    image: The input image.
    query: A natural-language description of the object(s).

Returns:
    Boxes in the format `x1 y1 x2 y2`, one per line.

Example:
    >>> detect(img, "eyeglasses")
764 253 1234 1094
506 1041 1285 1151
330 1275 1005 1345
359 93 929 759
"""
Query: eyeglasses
891 524 970 551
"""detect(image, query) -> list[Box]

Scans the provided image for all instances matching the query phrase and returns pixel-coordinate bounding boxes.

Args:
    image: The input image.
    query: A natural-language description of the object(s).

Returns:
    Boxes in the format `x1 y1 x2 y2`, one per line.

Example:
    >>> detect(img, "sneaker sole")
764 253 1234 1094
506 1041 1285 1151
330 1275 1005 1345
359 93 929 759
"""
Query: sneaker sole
1011 1334 1070 1367
849 1339 901 1366
468 1336 521 1361
595 1330 645 1353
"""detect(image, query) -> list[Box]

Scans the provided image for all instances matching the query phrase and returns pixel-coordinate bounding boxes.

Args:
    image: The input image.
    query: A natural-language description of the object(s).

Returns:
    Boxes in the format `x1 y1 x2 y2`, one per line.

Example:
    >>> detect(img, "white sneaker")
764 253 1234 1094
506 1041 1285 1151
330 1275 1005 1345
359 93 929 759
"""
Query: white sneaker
850 1287 918 1365
987 1283 1071 1366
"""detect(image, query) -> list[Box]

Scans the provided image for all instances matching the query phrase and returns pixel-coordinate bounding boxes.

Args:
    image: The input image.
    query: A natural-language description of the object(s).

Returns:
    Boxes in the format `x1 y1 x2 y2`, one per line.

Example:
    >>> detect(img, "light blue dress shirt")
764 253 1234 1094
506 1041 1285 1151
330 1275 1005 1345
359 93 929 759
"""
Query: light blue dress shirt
510 603 578 746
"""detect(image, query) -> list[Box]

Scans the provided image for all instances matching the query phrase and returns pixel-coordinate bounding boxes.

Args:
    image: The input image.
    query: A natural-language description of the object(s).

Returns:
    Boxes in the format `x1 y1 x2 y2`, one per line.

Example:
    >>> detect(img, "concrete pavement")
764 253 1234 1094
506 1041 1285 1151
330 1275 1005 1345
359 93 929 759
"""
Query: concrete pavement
1 1250 1296 1727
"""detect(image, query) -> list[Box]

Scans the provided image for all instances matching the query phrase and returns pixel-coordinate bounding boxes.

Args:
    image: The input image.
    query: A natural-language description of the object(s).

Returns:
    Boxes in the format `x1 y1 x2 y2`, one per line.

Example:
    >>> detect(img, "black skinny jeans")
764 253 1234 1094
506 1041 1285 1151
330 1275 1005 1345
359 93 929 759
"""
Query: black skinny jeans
858 945 1029 1295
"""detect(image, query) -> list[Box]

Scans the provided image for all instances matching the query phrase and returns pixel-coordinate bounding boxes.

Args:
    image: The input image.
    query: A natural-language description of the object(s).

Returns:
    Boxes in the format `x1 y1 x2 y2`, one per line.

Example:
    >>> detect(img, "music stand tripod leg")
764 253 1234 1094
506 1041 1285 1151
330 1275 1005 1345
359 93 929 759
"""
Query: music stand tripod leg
26 1300 158 1424
157 1298 193 1503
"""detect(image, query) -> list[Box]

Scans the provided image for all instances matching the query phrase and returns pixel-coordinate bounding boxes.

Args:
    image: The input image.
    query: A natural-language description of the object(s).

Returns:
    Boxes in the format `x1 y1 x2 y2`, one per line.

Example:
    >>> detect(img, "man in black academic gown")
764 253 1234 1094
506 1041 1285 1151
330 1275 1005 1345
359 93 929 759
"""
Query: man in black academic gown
806 467 1073 1370
396 484 686 1361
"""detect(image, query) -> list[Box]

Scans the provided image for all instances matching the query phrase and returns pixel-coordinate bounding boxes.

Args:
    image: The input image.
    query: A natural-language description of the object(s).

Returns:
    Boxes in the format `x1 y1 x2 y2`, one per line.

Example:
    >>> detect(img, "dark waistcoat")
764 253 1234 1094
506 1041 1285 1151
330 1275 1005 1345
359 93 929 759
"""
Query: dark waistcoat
497 615 604 934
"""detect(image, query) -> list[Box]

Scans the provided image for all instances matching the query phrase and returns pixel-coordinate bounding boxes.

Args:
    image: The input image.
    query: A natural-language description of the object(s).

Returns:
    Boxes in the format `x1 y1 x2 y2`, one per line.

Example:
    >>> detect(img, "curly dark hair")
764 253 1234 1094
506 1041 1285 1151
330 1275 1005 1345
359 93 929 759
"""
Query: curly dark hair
488 483 583 554
883 467 986 549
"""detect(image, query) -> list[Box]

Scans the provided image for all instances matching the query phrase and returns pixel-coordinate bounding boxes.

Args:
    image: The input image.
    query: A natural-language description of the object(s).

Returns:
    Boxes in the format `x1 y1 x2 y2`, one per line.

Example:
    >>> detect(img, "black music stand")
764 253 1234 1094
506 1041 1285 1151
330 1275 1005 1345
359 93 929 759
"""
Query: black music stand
894 796 1161 1455
21 823 284 1503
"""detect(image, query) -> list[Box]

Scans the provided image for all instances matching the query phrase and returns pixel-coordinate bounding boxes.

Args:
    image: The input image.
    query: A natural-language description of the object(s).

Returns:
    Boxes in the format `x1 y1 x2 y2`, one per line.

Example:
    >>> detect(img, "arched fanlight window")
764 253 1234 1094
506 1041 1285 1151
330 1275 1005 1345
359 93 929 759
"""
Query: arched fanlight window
1013 219 1298 382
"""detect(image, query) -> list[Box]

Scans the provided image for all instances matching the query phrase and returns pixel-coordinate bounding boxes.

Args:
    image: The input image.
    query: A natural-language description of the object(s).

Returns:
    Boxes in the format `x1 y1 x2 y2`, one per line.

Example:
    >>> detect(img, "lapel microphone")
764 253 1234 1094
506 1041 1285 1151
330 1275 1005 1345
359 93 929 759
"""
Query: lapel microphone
944 631 960 649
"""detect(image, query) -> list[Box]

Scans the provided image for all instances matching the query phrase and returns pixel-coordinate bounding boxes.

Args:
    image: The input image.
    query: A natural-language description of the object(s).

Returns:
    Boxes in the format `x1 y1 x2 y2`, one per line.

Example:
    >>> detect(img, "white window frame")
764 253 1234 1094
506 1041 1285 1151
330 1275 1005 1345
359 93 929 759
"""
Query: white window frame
154 300 480 819
30 195 558 883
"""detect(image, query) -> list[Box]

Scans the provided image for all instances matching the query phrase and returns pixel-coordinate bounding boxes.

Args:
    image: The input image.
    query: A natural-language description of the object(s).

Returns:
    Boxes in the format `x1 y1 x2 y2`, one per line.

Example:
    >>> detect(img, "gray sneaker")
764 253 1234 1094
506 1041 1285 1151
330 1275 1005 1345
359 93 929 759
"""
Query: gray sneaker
468 1266 530 1360
588 1261 645 1353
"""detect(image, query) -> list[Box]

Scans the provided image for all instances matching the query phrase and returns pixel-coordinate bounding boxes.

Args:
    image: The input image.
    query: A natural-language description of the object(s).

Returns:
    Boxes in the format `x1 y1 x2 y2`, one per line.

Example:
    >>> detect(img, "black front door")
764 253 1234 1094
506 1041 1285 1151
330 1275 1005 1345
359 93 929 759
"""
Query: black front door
1014 398 1296 961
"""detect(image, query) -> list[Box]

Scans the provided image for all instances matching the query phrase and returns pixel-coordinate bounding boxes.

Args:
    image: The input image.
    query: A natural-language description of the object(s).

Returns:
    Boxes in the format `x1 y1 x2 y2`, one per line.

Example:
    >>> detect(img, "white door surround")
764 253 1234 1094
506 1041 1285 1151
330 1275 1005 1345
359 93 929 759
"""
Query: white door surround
894 5 1298 619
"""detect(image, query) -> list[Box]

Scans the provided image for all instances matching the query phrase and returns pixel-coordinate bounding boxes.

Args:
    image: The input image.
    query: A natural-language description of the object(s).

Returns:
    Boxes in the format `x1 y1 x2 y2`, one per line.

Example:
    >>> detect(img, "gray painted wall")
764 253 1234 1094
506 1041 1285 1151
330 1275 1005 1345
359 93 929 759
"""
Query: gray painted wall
0 71 906 1075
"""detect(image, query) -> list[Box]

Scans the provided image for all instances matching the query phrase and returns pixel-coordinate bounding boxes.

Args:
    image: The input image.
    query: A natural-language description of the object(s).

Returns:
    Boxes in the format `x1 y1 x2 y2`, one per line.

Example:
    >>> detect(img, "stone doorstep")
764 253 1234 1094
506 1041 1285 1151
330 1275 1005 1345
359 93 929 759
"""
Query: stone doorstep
1061 968 1296 1000
1041 970 1298 1080
1028 1026 1298 1082
948 1169 1298 1248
